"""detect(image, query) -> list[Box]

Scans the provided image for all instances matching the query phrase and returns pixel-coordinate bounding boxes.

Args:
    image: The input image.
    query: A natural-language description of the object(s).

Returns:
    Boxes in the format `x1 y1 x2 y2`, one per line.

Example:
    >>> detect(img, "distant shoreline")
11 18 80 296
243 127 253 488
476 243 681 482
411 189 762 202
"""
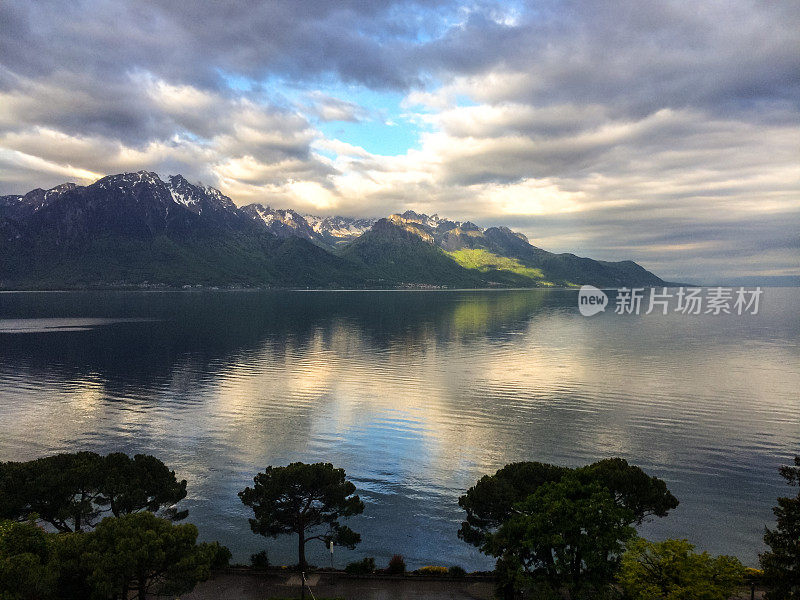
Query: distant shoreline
2 284 793 294
0 285 577 293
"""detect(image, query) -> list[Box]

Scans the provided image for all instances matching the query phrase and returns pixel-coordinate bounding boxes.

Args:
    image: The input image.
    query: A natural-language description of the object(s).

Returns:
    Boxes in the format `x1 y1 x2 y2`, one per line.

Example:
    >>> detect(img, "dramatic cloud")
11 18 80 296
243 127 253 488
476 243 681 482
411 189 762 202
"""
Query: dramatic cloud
0 0 798 280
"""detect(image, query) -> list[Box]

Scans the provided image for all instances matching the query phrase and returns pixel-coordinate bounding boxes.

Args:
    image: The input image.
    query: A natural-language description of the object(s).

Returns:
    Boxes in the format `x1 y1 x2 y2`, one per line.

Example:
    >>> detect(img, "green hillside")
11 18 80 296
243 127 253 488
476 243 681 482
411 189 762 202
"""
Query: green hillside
338 219 484 287
446 248 561 287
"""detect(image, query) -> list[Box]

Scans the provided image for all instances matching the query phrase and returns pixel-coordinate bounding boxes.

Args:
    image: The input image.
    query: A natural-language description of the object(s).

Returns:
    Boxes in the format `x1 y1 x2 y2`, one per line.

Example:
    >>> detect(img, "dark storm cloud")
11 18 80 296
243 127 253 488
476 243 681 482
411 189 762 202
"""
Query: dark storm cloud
0 0 463 176
3 0 798 127
0 0 438 92
3 0 797 148
419 1 800 121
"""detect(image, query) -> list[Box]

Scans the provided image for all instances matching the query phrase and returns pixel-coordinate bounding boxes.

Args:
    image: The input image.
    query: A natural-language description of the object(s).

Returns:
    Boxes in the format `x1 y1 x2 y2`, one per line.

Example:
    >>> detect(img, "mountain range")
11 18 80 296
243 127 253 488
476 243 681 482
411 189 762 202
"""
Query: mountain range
0 171 668 289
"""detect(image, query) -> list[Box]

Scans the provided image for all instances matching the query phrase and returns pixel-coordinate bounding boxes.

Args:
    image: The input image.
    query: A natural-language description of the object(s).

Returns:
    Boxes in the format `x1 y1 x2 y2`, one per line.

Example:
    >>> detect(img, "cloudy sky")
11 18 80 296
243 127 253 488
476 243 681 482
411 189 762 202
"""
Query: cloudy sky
1 1 798 281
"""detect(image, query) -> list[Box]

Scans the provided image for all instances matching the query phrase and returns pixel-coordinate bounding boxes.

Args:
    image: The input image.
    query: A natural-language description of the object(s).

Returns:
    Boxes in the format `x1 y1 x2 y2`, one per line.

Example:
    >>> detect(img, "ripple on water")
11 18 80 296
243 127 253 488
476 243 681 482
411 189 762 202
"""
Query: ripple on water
0 289 798 569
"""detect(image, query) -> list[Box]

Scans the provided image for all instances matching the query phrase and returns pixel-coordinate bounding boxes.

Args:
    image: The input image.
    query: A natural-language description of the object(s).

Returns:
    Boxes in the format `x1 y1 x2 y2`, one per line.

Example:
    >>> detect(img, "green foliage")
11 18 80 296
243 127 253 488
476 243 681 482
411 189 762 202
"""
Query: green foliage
458 461 569 550
575 458 680 525
0 452 104 533
1 513 225 600
82 512 212 599
387 554 406 574
744 566 764 582
618 538 745 600
2 231 365 289
344 557 375 574
48 532 93 600
494 553 541 600
339 219 484 287
251 550 270 569
447 248 552 285
760 455 800 599
448 565 466 577
0 520 48 560
417 565 448 576
97 453 188 521
460 458 678 597
491 476 636 593
458 459 677 553
0 520 56 600
202 541 232 570
239 462 364 570
0 452 187 532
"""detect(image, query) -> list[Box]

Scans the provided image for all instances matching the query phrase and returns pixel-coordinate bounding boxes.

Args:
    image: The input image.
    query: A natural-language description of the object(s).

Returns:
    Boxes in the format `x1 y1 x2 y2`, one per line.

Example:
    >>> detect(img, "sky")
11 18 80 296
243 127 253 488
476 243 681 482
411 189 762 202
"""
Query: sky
0 0 798 282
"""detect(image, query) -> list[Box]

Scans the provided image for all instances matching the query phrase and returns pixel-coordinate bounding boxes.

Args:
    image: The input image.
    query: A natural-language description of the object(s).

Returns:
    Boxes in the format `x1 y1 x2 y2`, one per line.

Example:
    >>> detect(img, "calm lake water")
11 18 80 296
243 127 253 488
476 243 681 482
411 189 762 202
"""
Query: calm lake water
0 289 798 570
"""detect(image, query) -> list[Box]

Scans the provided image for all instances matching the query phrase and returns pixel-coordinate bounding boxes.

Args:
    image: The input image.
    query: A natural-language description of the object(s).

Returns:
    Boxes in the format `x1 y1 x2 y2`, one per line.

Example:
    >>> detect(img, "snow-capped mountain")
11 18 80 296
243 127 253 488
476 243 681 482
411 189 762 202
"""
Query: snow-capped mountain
241 204 320 242
166 174 238 216
241 205 376 248
304 214 376 246
0 171 361 288
0 171 669 289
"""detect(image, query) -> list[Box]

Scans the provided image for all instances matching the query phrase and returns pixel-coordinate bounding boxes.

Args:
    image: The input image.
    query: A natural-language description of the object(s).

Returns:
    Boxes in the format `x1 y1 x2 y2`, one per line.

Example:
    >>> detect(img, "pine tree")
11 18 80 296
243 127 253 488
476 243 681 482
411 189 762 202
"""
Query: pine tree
760 456 800 599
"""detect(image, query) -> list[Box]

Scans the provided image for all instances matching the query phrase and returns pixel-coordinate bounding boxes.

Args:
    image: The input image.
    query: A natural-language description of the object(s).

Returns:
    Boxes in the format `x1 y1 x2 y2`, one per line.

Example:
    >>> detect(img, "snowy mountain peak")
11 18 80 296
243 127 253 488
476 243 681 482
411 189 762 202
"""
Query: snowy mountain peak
304 214 376 239
392 210 462 231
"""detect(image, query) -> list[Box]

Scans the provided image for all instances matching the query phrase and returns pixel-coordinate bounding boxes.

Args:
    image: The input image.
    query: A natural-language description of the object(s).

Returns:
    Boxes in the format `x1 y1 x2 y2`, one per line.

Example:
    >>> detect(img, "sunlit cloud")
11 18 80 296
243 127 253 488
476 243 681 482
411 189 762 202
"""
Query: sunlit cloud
0 0 797 280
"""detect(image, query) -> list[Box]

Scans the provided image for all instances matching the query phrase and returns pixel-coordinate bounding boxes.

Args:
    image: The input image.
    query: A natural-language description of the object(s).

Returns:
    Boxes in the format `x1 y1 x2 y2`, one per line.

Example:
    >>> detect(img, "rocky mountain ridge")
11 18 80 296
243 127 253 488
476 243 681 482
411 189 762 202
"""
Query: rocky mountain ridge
0 172 668 289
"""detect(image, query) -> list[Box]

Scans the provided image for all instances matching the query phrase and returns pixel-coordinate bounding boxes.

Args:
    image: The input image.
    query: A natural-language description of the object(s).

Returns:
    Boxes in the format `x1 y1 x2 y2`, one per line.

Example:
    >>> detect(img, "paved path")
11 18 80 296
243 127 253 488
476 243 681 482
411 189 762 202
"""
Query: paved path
181 572 495 600
180 572 764 600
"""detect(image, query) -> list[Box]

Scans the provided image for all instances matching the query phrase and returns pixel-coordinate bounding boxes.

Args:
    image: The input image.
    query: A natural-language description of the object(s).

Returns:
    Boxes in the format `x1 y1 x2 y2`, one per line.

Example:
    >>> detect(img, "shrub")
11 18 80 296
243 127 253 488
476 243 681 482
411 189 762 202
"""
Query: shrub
345 557 375 575
418 565 449 576
618 538 744 600
744 567 763 581
203 541 232 569
760 456 800 599
268 597 345 600
251 550 270 569
0 519 57 599
80 512 214 599
267 597 345 600
387 554 406 575
448 565 466 577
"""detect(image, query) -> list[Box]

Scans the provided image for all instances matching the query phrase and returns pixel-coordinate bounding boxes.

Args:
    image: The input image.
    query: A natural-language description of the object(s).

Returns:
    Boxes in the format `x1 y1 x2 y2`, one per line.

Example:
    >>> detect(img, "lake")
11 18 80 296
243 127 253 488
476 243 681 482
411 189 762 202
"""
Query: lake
0 288 797 570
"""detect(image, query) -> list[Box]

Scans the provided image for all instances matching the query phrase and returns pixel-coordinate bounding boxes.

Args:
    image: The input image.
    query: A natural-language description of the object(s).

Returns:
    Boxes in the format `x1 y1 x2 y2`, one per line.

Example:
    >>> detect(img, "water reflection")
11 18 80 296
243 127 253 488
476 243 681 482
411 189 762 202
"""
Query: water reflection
0 289 798 569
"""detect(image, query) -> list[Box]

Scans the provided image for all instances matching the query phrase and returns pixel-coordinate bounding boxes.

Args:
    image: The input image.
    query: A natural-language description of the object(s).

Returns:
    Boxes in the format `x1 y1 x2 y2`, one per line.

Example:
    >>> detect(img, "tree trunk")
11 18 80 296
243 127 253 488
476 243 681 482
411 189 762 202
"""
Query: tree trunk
298 527 306 600
298 529 306 570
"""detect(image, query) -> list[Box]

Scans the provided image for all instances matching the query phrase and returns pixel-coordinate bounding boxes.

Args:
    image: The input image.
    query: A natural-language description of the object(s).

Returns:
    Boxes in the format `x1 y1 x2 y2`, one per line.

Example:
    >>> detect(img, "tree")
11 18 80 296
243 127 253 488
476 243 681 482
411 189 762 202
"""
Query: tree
490 476 636 595
458 462 569 550
575 458 679 524
458 459 677 555
458 459 678 598
1 514 227 600
0 452 104 533
0 452 187 532
0 519 56 600
760 455 800 599
49 532 94 600
239 462 364 572
618 538 744 600
95 453 188 521
81 512 214 600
